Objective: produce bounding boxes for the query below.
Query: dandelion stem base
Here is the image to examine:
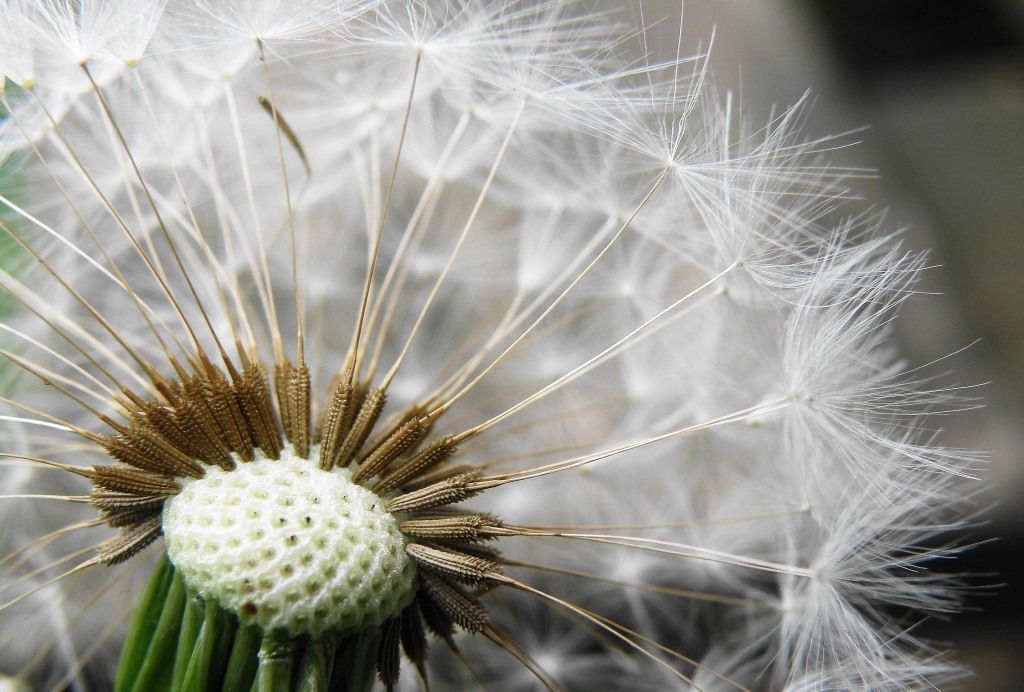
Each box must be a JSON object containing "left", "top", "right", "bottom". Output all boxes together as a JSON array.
[{"left": 115, "top": 555, "right": 383, "bottom": 692}]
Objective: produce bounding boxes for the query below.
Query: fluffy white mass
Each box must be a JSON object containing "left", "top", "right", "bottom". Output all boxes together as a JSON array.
[{"left": 0, "top": 1, "right": 977, "bottom": 690}]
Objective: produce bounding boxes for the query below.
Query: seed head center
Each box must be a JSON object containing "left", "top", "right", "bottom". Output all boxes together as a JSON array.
[{"left": 162, "top": 449, "right": 418, "bottom": 638}]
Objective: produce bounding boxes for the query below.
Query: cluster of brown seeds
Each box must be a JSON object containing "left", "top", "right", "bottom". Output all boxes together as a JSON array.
[{"left": 72, "top": 348, "right": 519, "bottom": 688}]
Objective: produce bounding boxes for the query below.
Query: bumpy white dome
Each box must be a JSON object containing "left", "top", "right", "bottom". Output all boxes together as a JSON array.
[{"left": 163, "top": 451, "right": 417, "bottom": 638}]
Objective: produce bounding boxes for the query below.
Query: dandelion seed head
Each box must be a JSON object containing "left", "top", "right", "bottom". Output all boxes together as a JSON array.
[
  {"left": 163, "top": 449, "right": 418, "bottom": 638},
  {"left": 0, "top": 0, "right": 983, "bottom": 689}
]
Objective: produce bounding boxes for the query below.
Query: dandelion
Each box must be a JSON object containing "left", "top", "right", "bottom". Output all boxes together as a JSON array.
[{"left": 0, "top": 1, "right": 979, "bottom": 690}]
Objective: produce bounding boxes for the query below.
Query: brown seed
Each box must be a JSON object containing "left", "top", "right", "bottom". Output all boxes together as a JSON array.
[
  {"left": 134, "top": 400, "right": 205, "bottom": 461},
  {"left": 201, "top": 368, "right": 254, "bottom": 460},
  {"left": 274, "top": 360, "right": 293, "bottom": 445},
  {"left": 88, "top": 491, "right": 167, "bottom": 512},
  {"left": 375, "top": 436, "right": 457, "bottom": 493},
  {"left": 179, "top": 376, "right": 236, "bottom": 470},
  {"left": 102, "top": 504, "right": 164, "bottom": 529},
  {"left": 399, "top": 513, "right": 503, "bottom": 543},
  {"left": 236, "top": 363, "right": 283, "bottom": 459},
  {"left": 400, "top": 603, "right": 428, "bottom": 680},
  {"left": 418, "top": 570, "right": 489, "bottom": 634},
  {"left": 286, "top": 361, "right": 311, "bottom": 458},
  {"left": 317, "top": 369, "right": 354, "bottom": 469},
  {"left": 97, "top": 515, "right": 162, "bottom": 565},
  {"left": 353, "top": 415, "right": 428, "bottom": 483},
  {"left": 89, "top": 466, "right": 180, "bottom": 494},
  {"left": 101, "top": 432, "right": 202, "bottom": 479},
  {"left": 405, "top": 542, "right": 500, "bottom": 586},
  {"left": 384, "top": 471, "right": 484, "bottom": 514},
  {"left": 376, "top": 615, "right": 402, "bottom": 688},
  {"left": 334, "top": 387, "right": 386, "bottom": 468}
]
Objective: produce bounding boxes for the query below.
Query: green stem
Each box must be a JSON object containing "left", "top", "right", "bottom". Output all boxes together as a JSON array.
[{"left": 255, "top": 632, "right": 299, "bottom": 692}]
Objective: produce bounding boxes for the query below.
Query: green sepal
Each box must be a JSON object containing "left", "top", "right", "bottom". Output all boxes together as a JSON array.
[
  {"left": 222, "top": 624, "right": 261, "bottom": 692},
  {"left": 180, "top": 596, "right": 234, "bottom": 690},
  {"left": 121, "top": 564, "right": 187, "bottom": 692},
  {"left": 115, "top": 553, "right": 173, "bottom": 687},
  {"left": 171, "top": 591, "right": 206, "bottom": 689},
  {"left": 295, "top": 638, "right": 329, "bottom": 692},
  {"left": 330, "top": 630, "right": 381, "bottom": 692},
  {"left": 115, "top": 558, "right": 392, "bottom": 691}
]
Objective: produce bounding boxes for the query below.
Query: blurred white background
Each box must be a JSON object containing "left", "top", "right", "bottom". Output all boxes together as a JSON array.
[{"left": 641, "top": 1, "right": 1024, "bottom": 689}]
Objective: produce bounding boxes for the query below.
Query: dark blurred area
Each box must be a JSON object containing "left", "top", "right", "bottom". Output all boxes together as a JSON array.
[
  {"left": 811, "top": 0, "right": 1021, "bottom": 76},
  {"left": 659, "top": 0, "right": 1024, "bottom": 688},
  {"left": 801, "top": 2, "right": 1024, "bottom": 689}
]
